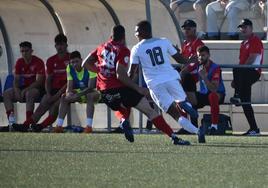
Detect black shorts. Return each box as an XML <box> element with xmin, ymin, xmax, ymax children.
<box><xmin>195</xmin><ymin>92</ymin><xmax>225</xmax><ymax>109</ymax></box>
<box><xmin>100</xmin><ymin>87</ymin><xmax>143</xmax><ymax>111</ymax></box>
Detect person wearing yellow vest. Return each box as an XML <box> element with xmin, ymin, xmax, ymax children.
<box><xmin>54</xmin><ymin>51</ymin><xmax>99</xmax><ymax>133</ymax></box>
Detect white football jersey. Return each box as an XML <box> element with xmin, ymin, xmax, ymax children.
<box><xmin>130</xmin><ymin>38</ymin><xmax>180</xmax><ymax>89</ymax></box>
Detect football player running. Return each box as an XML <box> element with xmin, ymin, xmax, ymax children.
<box><xmin>128</xmin><ymin>20</ymin><xmax>205</xmax><ymax>143</ymax></box>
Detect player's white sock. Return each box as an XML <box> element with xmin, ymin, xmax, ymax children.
<box><xmin>178</xmin><ymin>116</ymin><xmax>198</xmax><ymax>134</ymax></box>
<box><xmin>86</xmin><ymin>118</ymin><xmax>93</xmax><ymax>127</ymax></box>
<box><xmin>119</xmin><ymin>118</ymin><xmax>126</xmax><ymax>129</ymax></box>
<box><xmin>211</xmin><ymin>124</ymin><xmax>218</xmax><ymax>130</ymax></box>
<box><xmin>56</xmin><ymin>118</ymin><xmax>64</xmax><ymax>127</ymax></box>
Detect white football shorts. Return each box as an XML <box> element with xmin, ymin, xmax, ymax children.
<box><xmin>149</xmin><ymin>79</ymin><xmax>186</xmax><ymax>112</ymax></box>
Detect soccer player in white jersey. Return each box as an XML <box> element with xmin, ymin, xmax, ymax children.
<box><xmin>128</xmin><ymin>20</ymin><xmax>205</xmax><ymax>143</ymax></box>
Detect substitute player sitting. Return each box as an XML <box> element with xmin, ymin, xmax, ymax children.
<box><xmin>24</xmin><ymin>34</ymin><xmax>69</xmax><ymax>132</ymax></box>
<box><xmin>54</xmin><ymin>51</ymin><xmax>99</xmax><ymax>133</ymax></box>
<box><xmin>129</xmin><ymin>20</ymin><xmax>205</xmax><ymax>143</ymax></box>
<box><xmin>181</xmin><ymin>45</ymin><xmax>225</xmax><ymax>134</ymax></box>
<box><xmin>3</xmin><ymin>41</ymin><xmax>45</xmax><ymax>131</ymax></box>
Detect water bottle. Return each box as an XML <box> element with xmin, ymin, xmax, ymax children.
<box><xmin>8</xmin><ymin>112</ymin><xmax>15</xmax><ymax>132</ymax></box>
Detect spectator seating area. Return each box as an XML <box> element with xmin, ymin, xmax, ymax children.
<box><xmin>172</xmin><ymin>0</ymin><xmax>267</xmax><ymax>40</ymax></box>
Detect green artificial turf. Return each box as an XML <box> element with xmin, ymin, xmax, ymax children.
<box><xmin>0</xmin><ymin>133</ymin><xmax>268</xmax><ymax>188</ymax></box>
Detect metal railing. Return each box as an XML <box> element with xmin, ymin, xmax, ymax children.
<box><xmin>131</xmin><ymin>64</ymin><xmax>268</xmax><ymax>133</ymax></box>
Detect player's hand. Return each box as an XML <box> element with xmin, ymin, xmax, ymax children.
<box><xmin>65</xmin><ymin>91</ymin><xmax>79</xmax><ymax>102</ymax></box>
<box><xmin>173</xmin><ymin>44</ymin><xmax>181</xmax><ymax>53</ymax></box>
<box><xmin>188</xmin><ymin>55</ymin><xmax>198</xmax><ymax>64</ymax></box>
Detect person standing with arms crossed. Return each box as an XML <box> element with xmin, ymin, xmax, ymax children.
<box><xmin>230</xmin><ymin>18</ymin><xmax>263</xmax><ymax>136</ymax></box>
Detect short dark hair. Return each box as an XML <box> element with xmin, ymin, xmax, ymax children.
<box><xmin>54</xmin><ymin>33</ymin><xmax>67</xmax><ymax>44</ymax></box>
<box><xmin>112</xmin><ymin>25</ymin><xmax>125</xmax><ymax>41</ymax></box>
<box><xmin>70</xmin><ymin>51</ymin><xmax>81</xmax><ymax>59</ymax></box>
<box><xmin>19</xmin><ymin>41</ymin><xmax>32</xmax><ymax>49</ymax></box>
<box><xmin>197</xmin><ymin>45</ymin><xmax>210</xmax><ymax>54</ymax></box>
<box><xmin>136</xmin><ymin>20</ymin><xmax>152</xmax><ymax>35</ymax></box>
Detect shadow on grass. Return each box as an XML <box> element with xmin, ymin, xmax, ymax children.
<box><xmin>198</xmin><ymin>143</ymin><xmax>268</xmax><ymax>149</ymax></box>
<box><xmin>1</xmin><ymin>142</ymin><xmax>268</xmax><ymax>155</ymax></box>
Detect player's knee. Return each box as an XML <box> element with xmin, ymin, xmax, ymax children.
<box><xmin>25</xmin><ymin>89</ymin><xmax>38</xmax><ymax>99</ymax></box>
<box><xmin>143</xmin><ymin>103</ymin><xmax>158</xmax><ymax>119</ymax></box>
<box><xmin>146</xmin><ymin>109</ymin><xmax>158</xmax><ymax>120</ymax></box>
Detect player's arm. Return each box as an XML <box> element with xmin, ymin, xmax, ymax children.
<box><xmin>13</xmin><ymin>74</ymin><xmax>22</xmax><ymax>99</ymax></box>
<box><xmin>88</xmin><ymin>74</ymin><xmax>97</xmax><ymax>90</ymax></box>
<box><xmin>128</xmin><ymin>63</ymin><xmax>139</xmax><ymax>80</ymax></box>
<box><xmin>25</xmin><ymin>74</ymin><xmax>45</xmax><ymax>91</ymax></box>
<box><xmin>117</xmin><ymin>63</ymin><xmax>139</xmax><ymax>91</ymax></box>
<box><xmin>244</xmin><ymin>40</ymin><xmax>263</xmax><ymax>65</ymax></box>
<box><xmin>180</xmin><ymin>64</ymin><xmax>191</xmax><ymax>77</ymax></box>
<box><xmin>116</xmin><ymin>63</ymin><xmax>148</xmax><ymax>96</ymax></box>
<box><xmin>199</xmin><ymin>67</ymin><xmax>220</xmax><ymax>92</ymax></box>
<box><xmin>13</xmin><ymin>62</ymin><xmax>22</xmax><ymax>99</ymax></box>
<box><xmin>76</xmin><ymin>74</ymin><xmax>97</xmax><ymax>98</ymax></box>
<box><xmin>13</xmin><ymin>74</ymin><xmax>21</xmax><ymax>90</ymax></box>
<box><xmin>66</xmin><ymin>79</ymin><xmax>74</xmax><ymax>94</ymax></box>
<box><xmin>202</xmin><ymin>78</ymin><xmax>219</xmax><ymax>92</ymax></box>
<box><xmin>26</xmin><ymin>60</ymin><xmax>46</xmax><ymax>91</ymax></box>
<box><xmin>169</xmin><ymin>42</ymin><xmax>187</xmax><ymax>64</ymax></box>
<box><xmin>45</xmin><ymin>74</ymin><xmax>53</xmax><ymax>95</ymax></box>
<box><xmin>82</xmin><ymin>52</ymin><xmax>98</xmax><ymax>73</ymax></box>
<box><xmin>172</xmin><ymin>52</ymin><xmax>188</xmax><ymax>65</ymax></box>
<box><xmin>57</xmin><ymin>84</ymin><xmax>67</xmax><ymax>95</ymax></box>
<box><xmin>244</xmin><ymin>53</ymin><xmax>261</xmax><ymax>65</ymax></box>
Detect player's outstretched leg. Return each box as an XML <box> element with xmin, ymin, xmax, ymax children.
<box><xmin>135</xmin><ymin>97</ymin><xmax>190</xmax><ymax>145</ymax></box>
<box><xmin>168</xmin><ymin>102</ymin><xmax>206</xmax><ymax>143</ymax></box>
<box><xmin>178</xmin><ymin>116</ymin><xmax>205</xmax><ymax>143</ymax></box>
<box><xmin>178</xmin><ymin>101</ymin><xmax>198</xmax><ymax>119</ymax></box>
